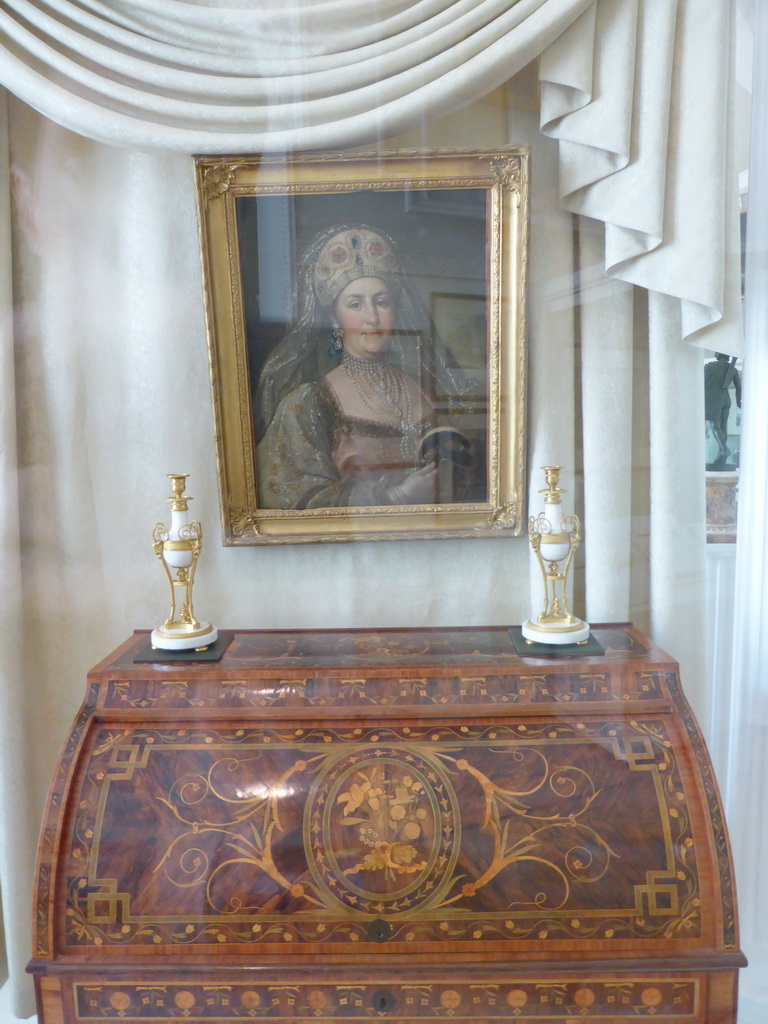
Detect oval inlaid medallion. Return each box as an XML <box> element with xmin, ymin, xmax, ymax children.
<box><xmin>305</xmin><ymin>746</ymin><xmax>460</xmax><ymax>914</ymax></box>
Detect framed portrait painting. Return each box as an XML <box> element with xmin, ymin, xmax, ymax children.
<box><xmin>195</xmin><ymin>147</ymin><xmax>528</xmax><ymax>545</ymax></box>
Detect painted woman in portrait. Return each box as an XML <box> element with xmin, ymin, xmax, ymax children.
<box><xmin>255</xmin><ymin>224</ymin><xmax>479</xmax><ymax>510</ymax></box>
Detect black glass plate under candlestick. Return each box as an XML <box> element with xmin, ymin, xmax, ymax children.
<box><xmin>133</xmin><ymin>630</ymin><xmax>234</xmax><ymax>663</ymax></box>
<box><xmin>508</xmin><ymin>627</ymin><xmax>605</xmax><ymax>657</ymax></box>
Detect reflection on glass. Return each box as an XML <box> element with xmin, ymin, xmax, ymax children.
<box><xmin>704</xmin><ymin>353</ymin><xmax>742</xmax><ymax>471</ymax></box>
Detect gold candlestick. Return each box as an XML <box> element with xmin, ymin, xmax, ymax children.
<box><xmin>151</xmin><ymin>474</ymin><xmax>217</xmax><ymax>650</ymax></box>
<box><xmin>522</xmin><ymin>466</ymin><xmax>589</xmax><ymax>645</ymax></box>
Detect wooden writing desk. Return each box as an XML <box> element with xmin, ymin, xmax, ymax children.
<box><xmin>29</xmin><ymin>625</ymin><xmax>744</xmax><ymax>1023</ymax></box>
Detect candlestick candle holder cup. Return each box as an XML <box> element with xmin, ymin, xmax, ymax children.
<box><xmin>151</xmin><ymin>474</ymin><xmax>218</xmax><ymax>651</ymax></box>
<box><xmin>522</xmin><ymin>466</ymin><xmax>589</xmax><ymax>645</ymax></box>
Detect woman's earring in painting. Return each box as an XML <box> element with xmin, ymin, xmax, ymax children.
<box><xmin>328</xmin><ymin>319</ymin><xmax>344</xmax><ymax>356</ymax></box>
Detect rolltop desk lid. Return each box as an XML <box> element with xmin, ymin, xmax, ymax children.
<box><xmin>29</xmin><ymin>624</ymin><xmax>744</xmax><ymax>1024</ymax></box>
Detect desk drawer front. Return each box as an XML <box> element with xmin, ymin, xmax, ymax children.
<box><xmin>67</xmin><ymin>976</ymin><xmax>703</xmax><ymax>1022</ymax></box>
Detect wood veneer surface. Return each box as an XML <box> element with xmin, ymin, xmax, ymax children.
<box><xmin>29</xmin><ymin>625</ymin><xmax>744</xmax><ymax>1024</ymax></box>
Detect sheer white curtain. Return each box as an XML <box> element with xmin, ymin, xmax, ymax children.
<box><xmin>0</xmin><ymin>88</ymin><xmax>30</xmax><ymax>1018</ymax></box>
<box><xmin>725</xmin><ymin>3</ymin><xmax>768</xmax><ymax>1020</ymax></box>
<box><xmin>0</xmin><ymin>0</ymin><xmax>743</xmax><ymax>1017</ymax></box>
<box><xmin>546</xmin><ymin>0</ymin><xmax>740</xmax><ymax>714</ymax></box>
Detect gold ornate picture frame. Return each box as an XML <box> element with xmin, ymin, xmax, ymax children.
<box><xmin>195</xmin><ymin>147</ymin><xmax>528</xmax><ymax>545</ymax></box>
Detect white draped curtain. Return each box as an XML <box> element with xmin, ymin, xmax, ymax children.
<box><xmin>0</xmin><ymin>0</ymin><xmax>745</xmax><ymax>1018</ymax></box>
<box><xmin>725</xmin><ymin>4</ymin><xmax>768</xmax><ymax>1022</ymax></box>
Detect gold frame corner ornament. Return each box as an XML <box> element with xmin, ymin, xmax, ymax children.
<box><xmin>195</xmin><ymin>146</ymin><xmax>529</xmax><ymax>546</ymax></box>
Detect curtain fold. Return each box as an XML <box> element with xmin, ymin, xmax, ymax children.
<box><xmin>0</xmin><ymin>89</ymin><xmax>35</xmax><ymax>1020</ymax></box>
<box><xmin>0</xmin><ymin>0</ymin><xmax>745</xmax><ymax>1017</ymax></box>
<box><xmin>543</xmin><ymin>0</ymin><xmax>741</xmax><ymax>347</ymax></box>
<box><xmin>0</xmin><ymin>0</ymin><xmax>594</xmax><ymax>150</ymax></box>
<box><xmin>0</xmin><ymin>0</ymin><xmax>738</xmax><ymax>344</ymax></box>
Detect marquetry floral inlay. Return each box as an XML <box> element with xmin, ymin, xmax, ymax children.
<box><xmin>65</xmin><ymin>721</ymin><xmax>700</xmax><ymax>948</ymax></box>
<box><xmin>337</xmin><ymin>765</ymin><xmax>429</xmax><ymax>878</ymax></box>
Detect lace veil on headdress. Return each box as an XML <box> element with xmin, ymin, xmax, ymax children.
<box><xmin>255</xmin><ymin>223</ymin><xmax>473</xmax><ymax>442</ymax></box>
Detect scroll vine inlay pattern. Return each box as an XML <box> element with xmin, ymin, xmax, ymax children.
<box><xmin>65</xmin><ymin>719</ymin><xmax>700</xmax><ymax>949</ymax></box>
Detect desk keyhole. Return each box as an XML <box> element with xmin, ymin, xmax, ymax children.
<box><xmin>367</xmin><ymin>918</ymin><xmax>392</xmax><ymax>943</ymax></box>
<box><xmin>371</xmin><ymin>990</ymin><xmax>394</xmax><ymax>1013</ymax></box>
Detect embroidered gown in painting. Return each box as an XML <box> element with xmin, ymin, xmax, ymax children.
<box><xmin>256</xmin><ymin>378</ymin><xmax>433</xmax><ymax>509</ymax></box>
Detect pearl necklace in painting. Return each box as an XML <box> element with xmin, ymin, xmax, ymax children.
<box><xmin>341</xmin><ymin>350</ymin><xmax>421</xmax><ymax>455</ymax></box>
